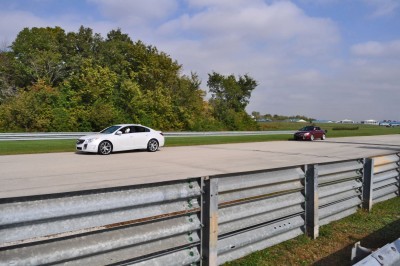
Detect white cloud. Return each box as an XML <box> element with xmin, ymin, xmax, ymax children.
<box><xmin>149</xmin><ymin>1</ymin><xmax>342</xmax><ymax>119</ymax></box>
<box><xmin>0</xmin><ymin>9</ymin><xmax>116</xmax><ymax>45</ymax></box>
<box><xmin>298</xmin><ymin>0</ymin><xmax>337</xmax><ymax>3</ymax></box>
<box><xmin>154</xmin><ymin>0</ymin><xmax>340</xmax><ymax>82</ymax></box>
<box><xmin>88</xmin><ymin>0</ymin><xmax>178</xmax><ymax>25</ymax></box>
<box><xmin>160</xmin><ymin>1</ymin><xmax>338</xmax><ymax>46</ymax></box>
<box><xmin>0</xmin><ymin>10</ymin><xmax>46</xmax><ymax>45</ymax></box>
<box><xmin>362</xmin><ymin>0</ymin><xmax>400</xmax><ymax>17</ymax></box>
<box><xmin>351</xmin><ymin>40</ymin><xmax>400</xmax><ymax>58</ymax></box>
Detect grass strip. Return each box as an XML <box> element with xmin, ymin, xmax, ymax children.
<box><xmin>166</xmin><ymin>134</ymin><xmax>290</xmax><ymax>146</ymax></box>
<box><xmin>0</xmin><ymin>135</ymin><xmax>291</xmax><ymax>155</ymax></box>
<box><xmin>0</xmin><ymin>139</ymin><xmax>76</xmax><ymax>155</ymax></box>
<box><xmin>224</xmin><ymin>197</ymin><xmax>400</xmax><ymax>266</ymax></box>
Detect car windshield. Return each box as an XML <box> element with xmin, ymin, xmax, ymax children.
<box><xmin>299</xmin><ymin>126</ymin><xmax>314</xmax><ymax>131</ymax></box>
<box><xmin>100</xmin><ymin>125</ymin><xmax>121</xmax><ymax>134</ymax></box>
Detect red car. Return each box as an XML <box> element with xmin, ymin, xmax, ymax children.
<box><xmin>293</xmin><ymin>126</ymin><xmax>326</xmax><ymax>141</ymax></box>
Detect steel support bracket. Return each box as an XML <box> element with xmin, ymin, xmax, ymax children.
<box><xmin>200</xmin><ymin>176</ymin><xmax>219</xmax><ymax>266</ymax></box>
<box><xmin>362</xmin><ymin>158</ymin><xmax>374</xmax><ymax>211</ymax></box>
<box><xmin>305</xmin><ymin>164</ymin><xmax>319</xmax><ymax>239</ymax></box>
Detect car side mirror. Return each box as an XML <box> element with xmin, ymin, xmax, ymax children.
<box><xmin>116</xmin><ymin>131</ymin><xmax>122</xmax><ymax>136</ymax></box>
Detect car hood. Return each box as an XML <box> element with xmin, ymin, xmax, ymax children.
<box><xmin>79</xmin><ymin>133</ymin><xmax>107</xmax><ymax>140</ymax></box>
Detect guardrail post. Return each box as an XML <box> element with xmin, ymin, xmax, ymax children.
<box><xmin>305</xmin><ymin>164</ymin><xmax>319</xmax><ymax>239</ymax></box>
<box><xmin>397</xmin><ymin>153</ymin><xmax>400</xmax><ymax>198</ymax></box>
<box><xmin>201</xmin><ymin>176</ymin><xmax>219</xmax><ymax>266</ymax></box>
<box><xmin>362</xmin><ymin>158</ymin><xmax>374</xmax><ymax>211</ymax></box>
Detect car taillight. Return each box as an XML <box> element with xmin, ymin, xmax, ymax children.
<box><xmin>159</xmin><ymin>132</ymin><xmax>164</xmax><ymax>136</ymax></box>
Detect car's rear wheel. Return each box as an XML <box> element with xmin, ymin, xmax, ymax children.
<box><xmin>310</xmin><ymin>135</ymin><xmax>314</xmax><ymax>141</ymax></box>
<box><xmin>98</xmin><ymin>141</ymin><xmax>112</xmax><ymax>155</ymax></box>
<box><xmin>321</xmin><ymin>134</ymin><xmax>326</xmax><ymax>140</ymax></box>
<box><xmin>147</xmin><ymin>139</ymin><xmax>159</xmax><ymax>152</ymax></box>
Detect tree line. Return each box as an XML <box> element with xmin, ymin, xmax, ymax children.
<box><xmin>0</xmin><ymin>26</ymin><xmax>258</xmax><ymax>132</ymax></box>
<box><xmin>251</xmin><ymin>112</ymin><xmax>314</xmax><ymax>122</ymax></box>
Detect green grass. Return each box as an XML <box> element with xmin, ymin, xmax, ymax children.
<box><xmin>0</xmin><ymin>122</ymin><xmax>399</xmax><ymax>155</ymax></box>
<box><xmin>224</xmin><ymin>197</ymin><xmax>400</xmax><ymax>266</ymax></box>
<box><xmin>166</xmin><ymin>134</ymin><xmax>289</xmax><ymax>146</ymax></box>
<box><xmin>0</xmin><ymin>139</ymin><xmax>77</xmax><ymax>155</ymax></box>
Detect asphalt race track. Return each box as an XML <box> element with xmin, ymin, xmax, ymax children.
<box><xmin>1</xmin><ymin>135</ymin><xmax>399</xmax><ymax>199</ymax></box>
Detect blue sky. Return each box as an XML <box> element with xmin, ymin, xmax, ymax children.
<box><xmin>1</xmin><ymin>0</ymin><xmax>399</xmax><ymax>121</ymax></box>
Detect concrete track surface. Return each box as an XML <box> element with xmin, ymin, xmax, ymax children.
<box><xmin>1</xmin><ymin>135</ymin><xmax>399</xmax><ymax>199</ymax></box>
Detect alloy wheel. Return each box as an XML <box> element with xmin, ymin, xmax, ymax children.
<box><xmin>147</xmin><ymin>139</ymin><xmax>159</xmax><ymax>152</ymax></box>
<box><xmin>99</xmin><ymin>141</ymin><xmax>112</xmax><ymax>155</ymax></box>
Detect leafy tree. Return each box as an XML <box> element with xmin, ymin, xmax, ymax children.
<box><xmin>170</xmin><ymin>73</ymin><xmax>210</xmax><ymax>130</ymax></box>
<box><xmin>0</xmin><ymin>51</ymin><xmax>17</xmax><ymax>103</ymax></box>
<box><xmin>260</xmin><ymin>113</ymin><xmax>314</xmax><ymax>122</ymax></box>
<box><xmin>0</xmin><ymin>26</ymin><xmax>260</xmax><ymax>132</ymax></box>
<box><xmin>207</xmin><ymin>72</ymin><xmax>258</xmax><ymax>130</ymax></box>
<box><xmin>251</xmin><ymin>111</ymin><xmax>261</xmax><ymax>120</ymax></box>
<box><xmin>0</xmin><ymin>80</ymin><xmax>66</xmax><ymax>131</ymax></box>
<box><xmin>61</xmin><ymin>59</ymin><xmax>120</xmax><ymax>131</ymax></box>
<box><xmin>66</xmin><ymin>26</ymin><xmax>102</xmax><ymax>58</ymax></box>
<box><xmin>64</xmin><ymin>26</ymin><xmax>103</xmax><ymax>76</ymax></box>
<box><xmin>208</xmin><ymin>72</ymin><xmax>257</xmax><ymax>111</ymax></box>
<box><xmin>11</xmin><ymin>27</ymin><xmax>68</xmax><ymax>87</ymax></box>
<box><xmin>98</xmin><ymin>28</ymin><xmax>135</xmax><ymax>76</ymax></box>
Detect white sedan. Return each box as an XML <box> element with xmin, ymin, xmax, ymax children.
<box><xmin>76</xmin><ymin>124</ymin><xmax>165</xmax><ymax>155</ymax></box>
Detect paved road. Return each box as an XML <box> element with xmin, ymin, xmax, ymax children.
<box><xmin>1</xmin><ymin>135</ymin><xmax>399</xmax><ymax>199</ymax></box>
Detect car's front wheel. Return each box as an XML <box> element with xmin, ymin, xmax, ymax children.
<box><xmin>98</xmin><ymin>141</ymin><xmax>113</xmax><ymax>155</ymax></box>
<box><xmin>310</xmin><ymin>135</ymin><xmax>314</xmax><ymax>141</ymax></box>
<box><xmin>321</xmin><ymin>134</ymin><xmax>326</xmax><ymax>140</ymax></box>
<box><xmin>147</xmin><ymin>139</ymin><xmax>159</xmax><ymax>152</ymax></box>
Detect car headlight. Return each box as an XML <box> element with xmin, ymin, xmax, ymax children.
<box><xmin>304</xmin><ymin>133</ymin><xmax>310</xmax><ymax>136</ymax></box>
<box><xmin>87</xmin><ymin>138</ymin><xmax>99</xmax><ymax>143</ymax></box>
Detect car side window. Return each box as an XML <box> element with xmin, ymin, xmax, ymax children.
<box><xmin>133</xmin><ymin>126</ymin><xmax>149</xmax><ymax>133</ymax></box>
<box><xmin>121</xmin><ymin>127</ymin><xmax>131</xmax><ymax>134</ymax></box>
<box><xmin>121</xmin><ymin>126</ymin><xmax>137</xmax><ymax>134</ymax></box>
<box><xmin>316</xmin><ymin>127</ymin><xmax>321</xmax><ymax>130</ymax></box>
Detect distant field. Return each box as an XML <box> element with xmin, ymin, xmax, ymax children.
<box><xmin>0</xmin><ymin>122</ymin><xmax>399</xmax><ymax>155</ymax></box>
<box><xmin>261</xmin><ymin>122</ymin><xmax>400</xmax><ymax>137</ymax></box>
<box><xmin>259</xmin><ymin>121</ymin><xmax>400</xmax><ymax>136</ymax></box>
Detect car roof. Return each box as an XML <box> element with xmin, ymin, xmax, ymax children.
<box><xmin>114</xmin><ymin>124</ymin><xmax>144</xmax><ymax>127</ymax></box>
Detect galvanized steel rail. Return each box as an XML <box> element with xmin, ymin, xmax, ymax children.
<box><xmin>0</xmin><ymin>153</ymin><xmax>399</xmax><ymax>265</ymax></box>
<box><xmin>0</xmin><ymin>131</ymin><xmax>294</xmax><ymax>141</ymax></box>
<box><xmin>352</xmin><ymin>238</ymin><xmax>400</xmax><ymax>265</ymax></box>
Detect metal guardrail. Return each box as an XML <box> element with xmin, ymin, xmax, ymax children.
<box><xmin>0</xmin><ymin>131</ymin><xmax>295</xmax><ymax>141</ymax></box>
<box><xmin>0</xmin><ymin>180</ymin><xmax>202</xmax><ymax>265</ymax></box>
<box><xmin>352</xmin><ymin>238</ymin><xmax>400</xmax><ymax>265</ymax></box>
<box><xmin>372</xmin><ymin>154</ymin><xmax>400</xmax><ymax>204</ymax></box>
<box><xmin>318</xmin><ymin>160</ymin><xmax>363</xmax><ymax>226</ymax></box>
<box><xmin>0</xmin><ymin>153</ymin><xmax>399</xmax><ymax>265</ymax></box>
<box><xmin>216</xmin><ymin>167</ymin><xmax>305</xmax><ymax>264</ymax></box>
<box><xmin>0</xmin><ymin>132</ymin><xmax>91</xmax><ymax>141</ymax></box>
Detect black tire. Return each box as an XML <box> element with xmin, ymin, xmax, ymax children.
<box><xmin>98</xmin><ymin>141</ymin><xmax>113</xmax><ymax>155</ymax></box>
<box><xmin>147</xmin><ymin>139</ymin><xmax>159</xmax><ymax>152</ymax></box>
<box><xmin>321</xmin><ymin>134</ymin><xmax>326</xmax><ymax>140</ymax></box>
<box><xmin>310</xmin><ymin>135</ymin><xmax>314</xmax><ymax>141</ymax></box>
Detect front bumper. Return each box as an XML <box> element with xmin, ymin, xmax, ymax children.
<box><xmin>294</xmin><ymin>134</ymin><xmax>310</xmax><ymax>140</ymax></box>
<box><xmin>76</xmin><ymin>140</ymin><xmax>98</xmax><ymax>153</ymax></box>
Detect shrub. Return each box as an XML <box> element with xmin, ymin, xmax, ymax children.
<box><xmin>332</xmin><ymin>126</ymin><xmax>359</xmax><ymax>131</ymax></box>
